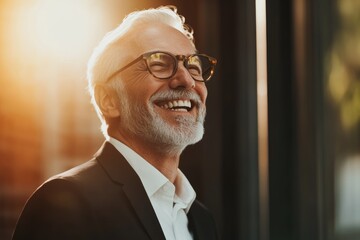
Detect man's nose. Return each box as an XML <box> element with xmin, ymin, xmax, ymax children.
<box><xmin>168</xmin><ymin>63</ymin><xmax>195</xmax><ymax>89</ymax></box>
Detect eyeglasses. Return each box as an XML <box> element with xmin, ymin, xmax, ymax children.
<box><xmin>106</xmin><ymin>51</ymin><xmax>217</xmax><ymax>82</ymax></box>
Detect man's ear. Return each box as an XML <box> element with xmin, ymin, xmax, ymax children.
<box><xmin>94</xmin><ymin>85</ymin><xmax>121</xmax><ymax>118</ymax></box>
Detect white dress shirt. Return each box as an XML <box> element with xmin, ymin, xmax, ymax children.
<box><xmin>109</xmin><ymin>138</ymin><xmax>196</xmax><ymax>240</ymax></box>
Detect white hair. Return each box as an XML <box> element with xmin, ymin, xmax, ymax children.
<box><xmin>86</xmin><ymin>6</ymin><xmax>195</xmax><ymax>136</ymax></box>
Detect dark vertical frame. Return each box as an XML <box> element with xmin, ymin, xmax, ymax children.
<box><xmin>266</xmin><ymin>0</ymin><xmax>326</xmax><ymax>238</ymax></box>
<box><xmin>311</xmin><ymin>0</ymin><xmax>336</xmax><ymax>239</ymax></box>
<box><xmin>266</xmin><ymin>0</ymin><xmax>295</xmax><ymax>239</ymax></box>
<box><xmin>292</xmin><ymin>0</ymin><xmax>323</xmax><ymax>238</ymax></box>
<box><xmin>292</xmin><ymin>0</ymin><xmax>334</xmax><ymax>239</ymax></box>
<box><xmin>195</xmin><ymin>0</ymin><xmax>344</xmax><ymax>238</ymax></box>
<box><xmin>181</xmin><ymin>0</ymin><xmax>338</xmax><ymax>239</ymax></box>
<box><xmin>219</xmin><ymin>0</ymin><xmax>259</xmax><ymax>239</ymax></box>
<box><xmin>266</xmin><ymin>0</ymin><xmax>337</xmax><ymax>239</ymax></box>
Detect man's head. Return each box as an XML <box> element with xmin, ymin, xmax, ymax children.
<box><xmin>87</xmin><ymin>6</ymin><xmax>216</xmax><ymax>154</ymax></box>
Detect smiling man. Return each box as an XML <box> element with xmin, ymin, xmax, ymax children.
<box><xmin>13</xmin><ymin>6</ymin><xmax>217</xmax><ymax>240</ymax></box>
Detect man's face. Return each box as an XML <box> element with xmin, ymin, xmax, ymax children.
<box><xmin>114</xmin><ymin>23</ymin><xmax>208</xmax><ymax>152</ymax></box>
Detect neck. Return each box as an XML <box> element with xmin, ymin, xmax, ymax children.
<box><xmin>110</xmin><ymin>131</ymin><xmax>184</xmax><ymax>183</ymax></box>
<box><xmin>140</xmin><ymin>146</ymin><xmax>181</xmax><ymax>183</ymax></box>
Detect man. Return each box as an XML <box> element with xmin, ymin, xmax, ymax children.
<box><xmin>13</xmin><ymin>6</ymin><xmax>217</xmax><ymax>240</ymax></box>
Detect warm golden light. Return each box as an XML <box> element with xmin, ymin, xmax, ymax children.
<box><xmin>0</xmin><ymin>0</ymin><xmax>114</xmax><ymax>176</ymax></box>
<box><xmin>6</xmin><ymin>0</ymin><xmax>109</xmax><ymax>62</ymax></box>
<box><xmin>0</xmin><ymin>2</ymin><xmax>112</xmax><ymax>238</ymax></box>
<box><xmin>256</xmin><ymin>0</ymin><xmax>268</xmax><ymax>239</ymax></box>
<box><xmin>0</xmin><ymin>2</ymin><xmax>169</xmax><ymax>239</ymax></box>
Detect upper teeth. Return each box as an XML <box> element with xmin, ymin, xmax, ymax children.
<box><xmin>161</xmin><ymin>100</ymin><xmax>192</xmax><ymax>111</ymax></box>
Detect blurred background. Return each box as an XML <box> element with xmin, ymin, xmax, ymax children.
<box><xmin>0</xmin><ymin>0</ymin><xmax>359</xmax><ymax>239</ymax></box>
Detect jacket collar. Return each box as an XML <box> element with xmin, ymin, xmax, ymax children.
<box><xmin>94</xmin><ymin>141</ymin><xmax>212</xmax><ymax>240</ymax></box>
<box><xmin>188</xmin><ymin>200</ymin><xmax>218</xmax><ymax>240</ymax></box>
<box><xmin>95</xmin><ymin>141</ymin><xmax>166</xmax><ymax>240</ymax></box>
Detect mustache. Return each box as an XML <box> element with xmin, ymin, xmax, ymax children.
<box><xmin>150</xmin><ymin>89</ymin><xmax>202</xmax><ymax>106</ymax></box>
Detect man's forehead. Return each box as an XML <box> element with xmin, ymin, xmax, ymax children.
<box><xmin>126</xmin><ymin>22</ymin><xmax>196</xmax><ymax>55</ymax></box>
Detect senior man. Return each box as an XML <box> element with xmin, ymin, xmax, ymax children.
<box><xmin>13</xmin><ymin>6</ymin><xmax>217</xmax><ymax>240</ymax></box>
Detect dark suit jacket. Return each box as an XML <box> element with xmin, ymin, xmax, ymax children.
<box><xmin>13</xmin><ymin>142</ymin><xmax>218</xmax><ymax>240</ymax></box>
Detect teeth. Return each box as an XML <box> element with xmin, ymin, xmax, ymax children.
<box><xmin>160</xmin><ymin>100</ymin><xmax>192</xmax><ymax>111</ymax></box>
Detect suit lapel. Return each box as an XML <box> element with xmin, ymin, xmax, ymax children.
<box><xmin>95</xmin><ymin>142</ymin><xmax>166</xmax><ymax>240</ymax></box>
<box><xmin>188</xmin><ymin>201</ymin><xmax>218</xmax><ymax>240</ymax></box>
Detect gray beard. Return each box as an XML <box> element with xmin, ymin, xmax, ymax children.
<box><xmin>119</xmin><ymin>89</ymin><xmax>205</xmax><ymax>154</ymax></box>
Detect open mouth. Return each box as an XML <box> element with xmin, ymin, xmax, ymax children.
<box><xmin>157</xmin><ymin>99</ymin><xmax>193</xmax><ymax>112</ymax></box>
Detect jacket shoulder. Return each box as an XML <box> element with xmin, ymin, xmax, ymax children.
<box><xmin>13</xmin><ymin>176</ymin><xmax>97</xmax><ymax>240</ymax></box>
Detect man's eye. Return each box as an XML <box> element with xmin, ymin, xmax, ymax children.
<box><xmin>149</xmin><ymin>62</ymin><xmax>168</xmax><ymax>70</ymax></box>
<box><xmin>149</xmin><ymin>61</ymin><xmax>170</xmax><ymax>71</ymax></box>
<box><xmin>188</xmin><ymin>65</ymin><xmax>202</xmax><ymax>76</ymax></box>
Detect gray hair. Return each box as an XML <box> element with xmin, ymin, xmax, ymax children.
<box><xmin>86</xmin><ymin>6</ymin><xmax>194</xmax><ymax>137</ymax></box>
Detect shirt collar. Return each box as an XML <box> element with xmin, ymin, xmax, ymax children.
<box><xmin>174</xmin><ymin>169</ymin><xmax>196</xmax><ymax>213</ymax></box>
<box><xmin>109</xmin><ymin>137</ymin><xmax>167</xmax><ymax>197</ymax></box>
<box><xmin>108</xmin><ymin>137</ymin><xmax>196</xmax><ymax>212</ymax></box>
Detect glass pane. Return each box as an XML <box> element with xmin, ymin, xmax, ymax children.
<box><xmin>325</xmin><ymin>1</ymin><xmax>360</xmax><ymax>239</ymax></box>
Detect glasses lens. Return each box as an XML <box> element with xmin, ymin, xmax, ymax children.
<box><xmin>145</xmin><ymin>52</ymin><xmax>216</xmax><ymax>81</ymax></box>
<box><xmin>146</xmin><ymin>52</ymin><xmax>175</xmax><ymax>79</ymax></box>
<box><xmin>187</xmin><ymin>55</ymin><xmax>215</xmax><ymax>81</ymax></box>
